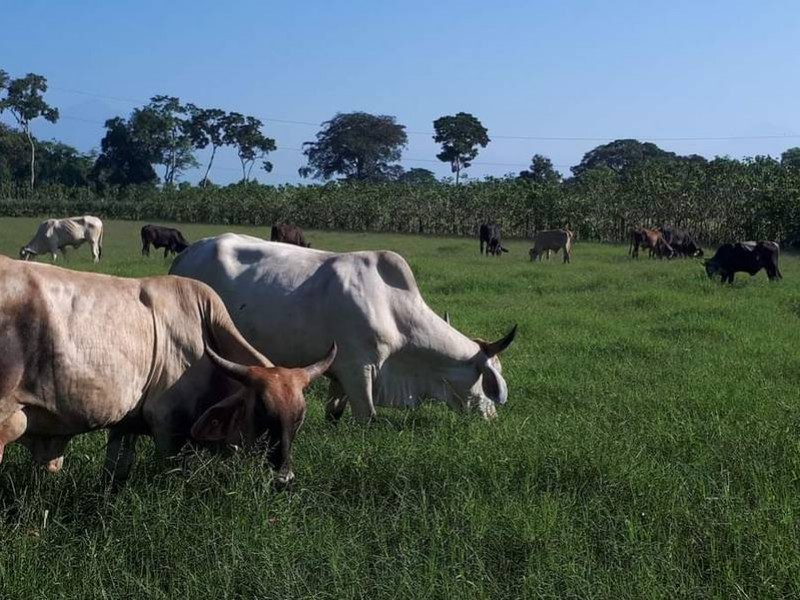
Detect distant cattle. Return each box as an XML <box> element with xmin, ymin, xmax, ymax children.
<box><xmin>629</xmin><ymin>228</ymin><xmax>674</xmax><ymax>259</ymax></box>
<box><xmin>271</xmin><ymin>223</ymin><xmax>310</xmax><ymax>247</ymax></box>
<box><xmin>705</xmin><ymin>241</ymin><xmax>782</xmax><ymax>283</ymax></box>
<box><xmin>19</xmin><ymin>215</ymin><xmax>103</xmax><ymax>263</ymax></box>
<box><xmin>659</xmin><ymin>225</ymin><xmax>703</xmax><ymax>258</ymax></box>
<box><xmin>529</xmin><ymin>229</ymin><xmax>574</xmax><ymax>263</ymax></box>
<box><xmin>141</xmin><ymin>224</ymin><xmax>189</xmax><ymax>258</ymax></box>
<box><xmin>479</xmin><ymin>223</ymin><xmax>507</xmax><ymax>256</ymax></box>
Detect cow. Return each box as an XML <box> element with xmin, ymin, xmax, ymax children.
<box><xmin>704</xmin><ymin>241</ymin><xmax>782</xmax><ymax>283</ymax></box>
<box><xmin>270</xmin><ymin>223</ymin><xmax>310</xmax><ymax>248</ymax></box>
<box><xmin>529</xmin><ymin>229</ymin><xmax>574</xmax><ymax>263</ymax></box>
<box><xmin>658</xmin><ymin>225</ymin><xmax>703</xmax><ymax>258</ymax></box>
<box><xmin>141</xmin><ymin>224</ymin><xmax>190</xmax><ymax>258</ymax></box>
<box><xmin>170</xmin><ymin>234</ymin><xmax>517</xmax><ymax>424</ymax></box>
<box><xmin>0</xmin><ymin>256</ymin><xmax>335</xmax><ymax>487</ymax></box>
<box><xmin>628</xmin><ymin>227</ymin><xmax>675</xmax><ymax>259</ymax></box>
<box><xmin>19</xmin><ymin>215</ymin><xmax>104</xmax><ymax>263</ymax></box>
<box><xmin>479</xmin><ymin>223</ymin><xmax>508</xmax><ymax>256</ymax></box>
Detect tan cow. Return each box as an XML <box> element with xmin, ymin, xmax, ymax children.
<box><xmin>629</xmin><ymin>227</ymin><xmax>675</xmax><ymax>259</ymax></box>
<box><xmin>0</xmin><ymin>257</ymin><xmax>335</xmax><ymax>486</ymax></box>
<box><xmin>20</xmin><ymin>215</ymin><xmax>104</xmax><ymax>263</ymax></box>
<box><xmin>529</xmin><ymin>229</ymin><xmax>574</xmax><ymax>263</ymax></box>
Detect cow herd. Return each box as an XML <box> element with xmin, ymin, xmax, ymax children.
<box><xmin>0</xmin><ymin>214</ymin><xmax>788</xmax><ymax>490</ymax></box>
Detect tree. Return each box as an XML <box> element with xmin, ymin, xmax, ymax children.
<box><xmin>300</xmin><ymin>112</ymin><xmax>407</xmax><ymax>181</ymax></box>
<box><xmin>0</xmin><ymin>71</ymin><xmax>59</xmax><ymax>188</ymax></box>
<box><xmin>432</xmin><ymin>112</ymin><xmax>489</xmax><ymax>185</ymax></box>
<box><xmin>91</xmin><ymin>116</ymin><xmax>158</xmax><ymax>189</ymax></box>
<box><xmin>0</xmin><ymin>122</ymin><xmax>29</xmax><ymax>183</ymax></box>
<box><xmin>223</xmin><ymin>113</ymin><xmax>276</xmax><ymax>182</ymax></box>
<box><xmin>570</xmin><ymin>139</ymin><xmax>677</xmax><ymax>178</ymax></box>
<box><xmin>519</xmin><ymin>154</ymin><xmax>562</xmax><ymax>185</ymax></box>
<box><xmin>186</xmin><ymin>105</ymin><xmax>229</xmax><ymax>187</ymax></box>
<box><xmin>36</xmin><ymin>141</ymin><xmax>94</xmax><ymax>187</ymax></box>
<box><xmin>398</xmin><ymin>167</ymin><xmax>438</xmax><ymax>185</ymax></box>
<box><xmin>781</xmin><ymin>147</ymin><xmax>800</xmax><ymax>169</ymax></box>
<box><xmin>130</xmin><ymin>95</ymin><xmax>197</xmax><ymax>185</ymax></box>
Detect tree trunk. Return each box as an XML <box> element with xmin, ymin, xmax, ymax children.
<box><xmin>202</xmin><ymin>145</ymin><xmax>217</xmax><ymax>188</ymax></box>
<box><xmin>246</xmin><ymin>160</ymin><xmax>256</xmax><ymax>182</ymax></box>
<box><xmin>25</xmin><ymin>126</ymin><xmax>35</xmax><ymax>188</ymax></box>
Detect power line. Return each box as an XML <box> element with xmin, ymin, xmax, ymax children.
<box><xmin>50</xmin><ymin>85</ymin><xmax>800</xmax><ymax>143</ymax></box>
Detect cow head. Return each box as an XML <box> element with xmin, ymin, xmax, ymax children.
<box><xmin>704</xmin><ymin>259</ymin><xmax>719</xmax><ymax>279</ymax></box>
<box><xmin>445</xmin><ymin>325</ymin><xmax>517</xmax><ymax>419</ymax></box>
<box><xmin>19</xmin><ymin>247</ymin><xmax>35</xmax><ymax>261</ymax></box>
<box><xmin>191</xmin><ymin>343</ymin><xmax>337</xmax><ymax>485</ymax></box>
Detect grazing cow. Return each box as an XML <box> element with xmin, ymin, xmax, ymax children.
<box><xmin>659</xmin><ymin>225</ymin><xmax>703</xmax><ymax>258</ymax></box>
<box><xmin>19</xmin><ymin>215</ymin><xmax>103</xmax><ymax>263</ymax></box>
<box><xmin>628</xmin><ymin>227</ymin><xmax>675</xmax><ymax>259</ymax></box>
<box><xmin>479</xmin><ymin>223</ymin><xmax>508</xmax><ymax>256</ymax></box>
<box><xmin>270</xmin><ymin>223</ymin><xmax>310</xmax><ymax>248</ymax></box>
<box><xmin>141</xmin><ymin>224</ymin><xmax>190</xmax><ymax>258</ymax></box>
<box><xmin>704</xmin><ymin>241</ymin><xmax>782</xmax><ymax>283</ymax></box>
<box><xmin>170</xmin><ymin>234</ymin><xmax>517</xmax><ymax>423</ymax></box>
<box><xmin>0</xmin><ymin>256</ymin><xmax>335</xmax><ymax>486</ymax></box>
<box><xmin>529</xmin><ymin>229</ymin><xmax>574</xmax><ymax>263</ymax></box>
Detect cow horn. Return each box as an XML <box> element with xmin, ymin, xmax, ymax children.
<box><xmin>444</xmin><ymin>311</ymin><xmax>451</xmax><ymax>325</ymax></box>
<box><xmin>205</xmin><ymin>345</ymin><xmax>252</xmax><ymax>382</ymax></box>
<box><xmin>303</xmin><ymin>342</ymin><xmax>337</xmax><ymax>382</ymax></box>
<box><xmin>482</xmin><ymin>325</ymin><xmax>518</xmax><ymax>357</ymax></box>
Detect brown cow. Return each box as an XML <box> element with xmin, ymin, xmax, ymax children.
<box><xmin>629</xmin><ymin>228</ymin><xmax>675</xmax><ymax>259</ymax></box>
<box><xmin>271</xmin><ymin>223</ymin><xmax>310</xmax><ymax>247</ymax></box>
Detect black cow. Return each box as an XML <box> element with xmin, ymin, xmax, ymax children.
<box><xmin>141</xmin><ymin>224</ymin><xmax>189</xmax><ymax>258</ymax></box>
<box><xmin>479</xmin><ymin>223</ymin><xmax>508</xmax><ymax>256</ymax></box>
<box><xmin>271</xmin><ymin>223</ymin><xmax>310</xmax><ymax>247</ymax></box>
<box><xmin>704</xmin><ymin>241</ymin><xmax>782</xmax><ymax>283</ymax></box>
<box><xmin>659</xmin><ymin>225</ymin><xmax>703</xmax><ymax>258</ymax></box>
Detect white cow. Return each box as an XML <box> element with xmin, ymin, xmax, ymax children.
<box><xmin>20</xmin><ymin>215</ymin><xmax>104</xmax><ymax>263</ymax></box>
<box><xmin>170</xmin><ymin>234</ymin><xmax>517</xmax><ymax>423</ymax></box>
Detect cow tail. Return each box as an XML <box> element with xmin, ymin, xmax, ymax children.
<box><xmin>99</xmin><ymin>226</ymin><xmax>104</xmax><ymax>258</ymax></box>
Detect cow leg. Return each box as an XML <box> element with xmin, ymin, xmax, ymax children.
<box><xmin>142</xmin><ymin>240</ymin><xmax>150</xmax><ymax>256</ymax></box>
<box><xmin>0</xmin><ymin>410</ymin><xmax>27</xmax><ymax>465</ymax></box>
<box><xmin>60</xmin><ymin>246</ymin><xmax>68</xmax><ymax>261</ymax></box>
<box><xmin>340</xmin><ymin>366</ymin><xmax>376</xmax><ymax>424</ymax></box>
<box><xmin>103</xmin><ymin>429</ymin><xmax>139</xmax><ymax>486</ymax></box>
<box><xmin>164</xmin><ymin>246</ymin><xmax>170</xmax><ymax>259</ymax></box>
<box><xmin>325</xmin><ymin>377</ymin><xmax>348</xmax><ymax>423</ymax></box>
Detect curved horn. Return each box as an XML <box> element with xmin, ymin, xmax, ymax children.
<box><xmin>482</xmin><ymin>325</ymin><xmax>518</xmax><ymax>358</ymax></box>
<box><xmin>205</xmin><ymin>345</ymin><xmax>252</xmax><ymax>383</ymax></box>
<box><xmin>303</xmin><ymin>342</ymin><xmax>337</xmax><ymax>382</ymax></box>
<box><xmin>444</xmin><ymin>311</ymin><xmax>451</xmax><ymax>325</ymax></box>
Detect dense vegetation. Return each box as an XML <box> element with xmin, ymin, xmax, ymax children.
<box><xmin>2</xmin><ymin>219</ymin><xmax>800</xmax><ymax>598</ymax></box>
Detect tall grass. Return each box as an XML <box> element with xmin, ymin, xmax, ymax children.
<box><xmin>1</xmin><ymin>219</ymin><xmax>799</xmax><ymax>598</ymax></box>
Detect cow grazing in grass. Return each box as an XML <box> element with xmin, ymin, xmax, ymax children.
<box><xmin>270</xmin><ymin>223</ymin><xmax>310</xmax><ymax>247</ymax></box>
<box><xmin>704</xmin><ymin>241</ymin><xmax>782</xmax><ymax>283</ymax></box>
<box><xmin>529</xmin><ymin>229</ymin><xmax>574</xmax><ymax>263</ymax></box>
<box><xmin>659</xmin><ymin>225</ymin><xmax>703</xmax><ymax>258</ymax></box>
<box><xmin>479</xmin><ymin>223</ymin><xmax>508</xmax><ymax>256</ymax></box>
<box><xmin>171</xmin><ymin>234</ymin><xmax>517</xmax><ymax>423</ymax></box>
<box><xmin>0</xmin><ymin>256</ymin><xmax>335</xmax><ymax>486</ymax></box>
<box><xmin>628</xmin><ymin>227</ymin><xmax>674</xmax><ymax>259</ymax></box>
<box><xmin>19</xmin><ymin>215</ymin><xmax>104</xmax><ymax>263</ymax></box>
<box><xmin>141</xmin><ymin>224</ymin><xmax>190</xmax><ymax>258</ymax></box>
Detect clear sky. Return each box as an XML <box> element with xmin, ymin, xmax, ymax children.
<box><xmin>2</xmin><ymin>0</ymin><xmax>799</xmax><ymax>184</ymax></box>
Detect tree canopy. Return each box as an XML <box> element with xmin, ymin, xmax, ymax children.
<box><xmin>433</xmin><ymin>112</ymin><xmax>489</xmax><ymax>184</ymax></box>
<box><xmin>519</xmin><ymin>154</ymin><xmax>562</xmax><ymax>185</ymax></box>
<box><xmin>300</xmin><ymin>112</ymin><xmax>407</xmax><ymax>181</ymax></box>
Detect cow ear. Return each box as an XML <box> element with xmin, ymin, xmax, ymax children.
<box><xmin>481</xmin><ymin>361</ymin><xmax>508</xmax><ymax>406</ymax></box>
<box><xmin>191</xmin><ymin>394</ymin><xmax>245</xmax><ymax>442</ymax></box>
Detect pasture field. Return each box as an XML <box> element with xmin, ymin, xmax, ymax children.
<box><xmin>2</xmin><ymin>217</ymin><xmax>800</xmax><ymax>599</ymax></box>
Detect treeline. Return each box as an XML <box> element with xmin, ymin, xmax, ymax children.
<box><xmin>2</xmin><ymin>150</ymin><xmax>800</xmax><ymax>244</ymax></box>
<box><xmin>3</xmin><ymin>68</ymin><xmax>800</xmax><ymax>244</ymax></box>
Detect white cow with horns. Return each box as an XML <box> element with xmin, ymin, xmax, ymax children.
<box><xmin>19</xmin><ymin>215</ymin><xmax>104</xmax><ymax>263</ymax></box>
<box><xmin>170</xmin><ymin>234</ymin><xmax>517</xmax><ymax>422</ymax></box>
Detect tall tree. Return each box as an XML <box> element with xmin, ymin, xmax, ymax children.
<box><xmin>91</xmin><ymin>116</ymin><xmax>158</xmax><ymax>188</ymax></box>
<box><xmin>0</xmin><ymin>71</ymin><xmax>59</xmax><ymax>188</ymax></box>
<box><xmin>398</xmin><ymin>167</ymin><xmax>438</xmax><ymax>185</ymax></box>
<box><xmin>570</xmin><ymin>139</ymin><xmax>677</xmax><ymax>178</ymax></box>
<box><xmin>186</xmin><ymin>105</ymin><xmax>229</xmax><ymax>187</ymax></box>
<box><xmin>37</xmin><ymin>141</ymin><xmax>94</xmax><ymax>187</ymax></box>
<box><xmin>300</xmin><ymin>112</ymin><xmax>407</xmax><ymax>181</ymax></box>
<box><xmin>518</xmin><ymin>154</ymin><xmax>562</xmax><ymax>185</ymax></box>
<box><xmin>781</xmin><ymin>147</ymin><xmax>800</xmax><ymax>169</ymax></box>
<box><xmin>223</xmin><ymin>113</ymin><xmax>276</xmax><ymax>182</ymax></box>
<box><xmin>131</xmin><ymin>95</ymin><xmax>197</xmax><ymax>185</ymax></box>
<box><xmin>432</xmin><ymin>112</ymin><xmax>489</xmax><ymax>185</ymax></box>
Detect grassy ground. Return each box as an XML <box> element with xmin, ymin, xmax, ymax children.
<box><xmin>1</xmin><ymin>218</ymin><xmax>800</xmax><ymax>598</ymax></box>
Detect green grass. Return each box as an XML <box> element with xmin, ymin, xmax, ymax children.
<box><xmin>2</xmin><ymin>217</ymin><xmax>800</xmax><ymax>598</ymax></box>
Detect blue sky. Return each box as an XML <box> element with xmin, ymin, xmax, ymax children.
<box><xmin>2</xmin><ymin>0</ymin><xmax>799</xmax><ymax>184</ymax></box>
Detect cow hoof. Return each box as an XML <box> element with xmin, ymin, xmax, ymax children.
<box><xmin>274</xmin><ymin>471</ymin><xmax>295</xmax><ymax>490</ymax></box>
<box><xmin>46</xmin><ymin>456</ymin><xmax>64</xmax><ymax>473</ymax></box>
